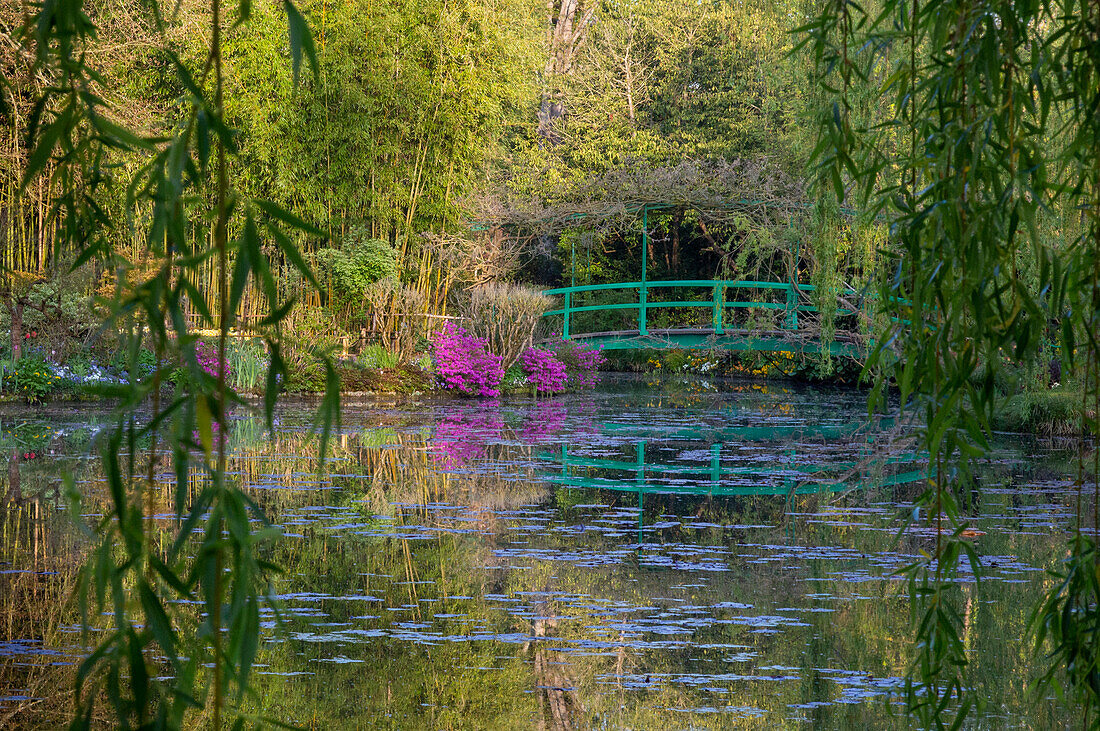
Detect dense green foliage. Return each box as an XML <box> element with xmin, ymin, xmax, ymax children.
<box><xmin>220</xmin><ymin>0</ymin><xmax>542</xmax><ymax>242</ymax></box>
<box><xmin>3</xmin><ymin>0</ymin><xmax>848</xmax><ymax>363</ymax></box>
<box><xmin>802</xmin><ymin>0</ymin><xmax>1100</xmax><ymax>725</ymax></box>
<box><xmin>4</xmin><ymin>0</ymin><xmax>339</xmax><ymax>728</ymax></box>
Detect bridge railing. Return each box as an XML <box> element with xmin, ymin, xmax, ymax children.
<box><xmin>539</xmin><ymin>441</ymin><xmax>925</xmax><ymax>497</ymax></box>
<box><xmin>542</xmin><ymin>279</ymin><xmax>862</xmax><ymax>339</ymax></box>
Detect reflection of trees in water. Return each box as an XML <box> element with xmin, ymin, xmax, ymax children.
<box><xmin>0</xmin><ymin>403</ymin><xmax>1084</xmax><ymax>728</ymax></box>
<box><xmin>532</xmin><ymin>617</ymin><xmax>583</xmax><ymax>730</ymax></box>
<box><xmin>0</xmin><ymin>484</ymin><xmax>88</xmax><ymax>728</ymax></box>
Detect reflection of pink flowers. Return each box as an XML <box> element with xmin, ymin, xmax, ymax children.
<box><xmin>191</xmin><ymin>419</ymin><xmax>228</xmax><ymax>448</ymax></box>
<box><xmin>430</xmin><ymin>400</ymin><xmax>596</xmax><ymax>467</ymax></box>
<box><xmin>521</xmin><ymin>347</ymin><xmax>568</xmax><ymax>393</ymax></box>
<box><xmin>432</xmin><ymin>413</ymin><xmax>504</xmax><ymax>468</ymax></box>
<box><xmin>519</xmin><ymin>400</ymin><xmax>567</xmax><ymax>444</ymax></box>
<box><xmin>431</xmin><ymin>323</ymin><xmax>504</xmax><ymax>397</ymax></box>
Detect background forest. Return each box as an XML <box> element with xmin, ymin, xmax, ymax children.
<box><xmin>2</xmin><ymin>0</ymin><xmax>828</xmax><ymax>393</ymax></box>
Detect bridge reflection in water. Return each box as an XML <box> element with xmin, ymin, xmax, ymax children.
<box><xmin>538</xmin><ymin>421</ymin><xmax>925</xmax><ymax>540</ymax></box>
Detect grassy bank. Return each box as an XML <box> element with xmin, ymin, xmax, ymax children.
<box><xmin>992</xmin><ymin>387</ymin><xmax>1087</xmax><ymax>436</ymax></box>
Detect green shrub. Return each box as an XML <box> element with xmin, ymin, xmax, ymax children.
<box><xmin>1</xmin><ymin>354</ymin><xmax>62</xmax><ymax>400</ymax></box>
<box><xmin>227</xmin><ymin>338</ymin><xmax>268</xmax><ymax>392</ymax></box>
<box><xmin>65</xmin><ymin>352</ymin><xmax>94</xmax><ymax>378</ymax></box>
<box><xmin>315</xmin><ymin>227</ymin><xmax>398</xmax><ymax>317</ymax></box>
<box><xmin>357</xmin><ymin>343</ymin><xmax>400</xmax><ymax>370</ymax></box>
<box><xmin>994</xmin><ymin>388</ymin><xmax>1084</xmax><ymax>435</ymax></box>
<box><xmin>110</xmin><ymin>346</ymin><xmax>157</xmax><ymax>378</ymax></box>
<box><xmin>501</xmin><ymin>362</ymin><xmax>529</xmax><ymax>391</ymax></box>
<box><xmin>279</xmin><ymin>307</ymin><xmax>347</xmax><ymax>393</ymax></box>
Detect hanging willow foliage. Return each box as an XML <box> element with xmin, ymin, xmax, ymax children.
<box><xmin>799</xmin><ymin>0</ymin><xmax>1100</xmax><ymax>727</ymax></box>
<box><xmin>7</xmin><ymin>0</ymin><xmax>337</xmax><ymax>727</ymax></box>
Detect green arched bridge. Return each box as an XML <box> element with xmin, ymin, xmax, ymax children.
<box><xmin>541</xmin><ymin>279</ymin><xmax>869</xmax><ymax>356</ymax></box>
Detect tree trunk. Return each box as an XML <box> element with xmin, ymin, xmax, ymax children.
<box><xmin>6</xmin><ymin>299</ymin><xmax>23</xmax><ymax>361</ymax></box>
<box><xmin>622</xmin><ymin>16</ymin><xmax>636</xmax><ymax>124</ymax></box>
<box><xmin>538</xmin><ymin>0</ymin><xmax>595</xmax><ymax>144</ymax></box>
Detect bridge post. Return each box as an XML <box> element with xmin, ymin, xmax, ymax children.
<box><xmin>785</xmin><ymin>284</ymin><xmax>799</xmax><ymax>330</ymax></box>
<box><xmin>640</xmin><ymin>206</ymin><xmax>648</xmax><ymax>336</ymax></box>
<box><xmin>712</xmin><ymin>284</ymin><xmax>724</xmax><ymax>335</ymax></box>
<box><xmin>710</xmin><ymin>443</ymin><xmax>721</xmax><ymax>493</ymax></box>
<box><xmin>563</xmin><ymin>291</ymin><xmax>571</xmax><ymax>339</ymax></box>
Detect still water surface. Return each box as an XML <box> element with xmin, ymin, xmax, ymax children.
<box><xmin>0</xmin><ymin>375</ymin><xmax>1082</xmax><ymax>728</ymax></box>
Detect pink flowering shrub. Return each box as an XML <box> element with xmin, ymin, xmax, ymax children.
<box><xmin>431</xmin><ymin>322</ymin><xmax>504</xmax><ymax>397</ymax></box>
<box><xmin>195</xmin><ymin>342</ymin><xmax>231</xmax><ymax>382</ymax></box>
<box><xmin>568</xmin><ymin>342</ymin><xmax>607</xmax><ymax>388</ymax></box>
<box><xmin>550</xmin><ymin>340</ymin><xmax>607</xmax><ymax>389</ymax></box>
<box><xmin>518</xmin><ymin>340</ymin><xmax>606</xmax><ymax>393</ymax></box>
<box><xmin>521</xmin><ymin>347</ymin><xmax>568</xmax><ymax>393</ymax></box>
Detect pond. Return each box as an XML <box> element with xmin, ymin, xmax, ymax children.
<box><xmin>0</xmin><ymin>375</ymin><xmax>1081</xmax><ymax>728</ymax></box>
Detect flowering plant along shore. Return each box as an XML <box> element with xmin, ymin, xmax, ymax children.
<box><xmin>519</xmin><ymin>340</ymin><xmax>606</xmax><ymax>395</ymax></box>
<box><xmin>431</xmin><ymin>322</ymin><xmax>505</xmax><ymax>397</ymax></box>
<box><xmin>431</xmin><ymin>323</ymin><xmax>606</xmax><ymax>398</ymax></box>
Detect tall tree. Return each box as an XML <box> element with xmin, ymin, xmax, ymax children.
<box><xmin>538</xmin><ymin>0</ymin><xmax>596</xmax><ymax>143</ymax></box>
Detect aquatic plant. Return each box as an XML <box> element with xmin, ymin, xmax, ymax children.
<box><xmin>431</xmin><ymin>322</ymin><xmax>504</xmax><ymax>397</ymax></box>
<box><xmin>521</xmin><ymin>347</ymin><xmax>568</xmax><ymax>393</ymax></box>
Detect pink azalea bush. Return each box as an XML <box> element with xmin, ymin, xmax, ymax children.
<box><xmin>431</xmin><ymin>322</ymin><xmax>504</xmax><ymax>397</ymax></box>
<box><xmin>521</xmin><ymin>347</ymin><xmax>568</xmax><ymax>393</ymax></box>
<box><xmin>519</xmin><ymin>340</ymin><xmax>606</xmax><ymax>393</ymax></box>
<box><xmin>195</xmin><ymin>342</ymin><xmax>231</xmax><ymax>382</ymax></box>
<box><xmin>566</xmin><ymin>342</ymin><xmax>607</xmax><ymax>388</ymax></box>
